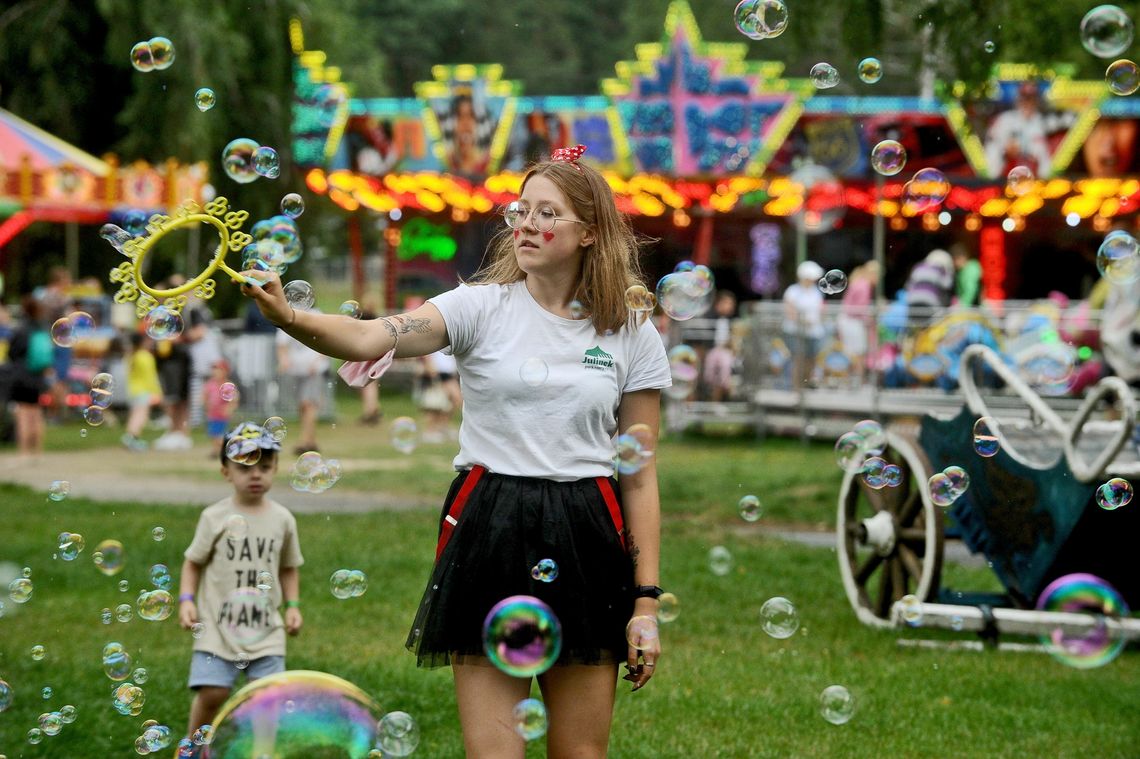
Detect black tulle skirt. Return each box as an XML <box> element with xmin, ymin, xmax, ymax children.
<box><xmin>406</xmin><ymin>467</ymin><xmax>634</xmax><ymax>669</ymax></box>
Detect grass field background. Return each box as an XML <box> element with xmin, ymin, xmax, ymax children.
<box><xmin>0</xmin><ymin>394</ymin><xmax>1137</xmax><ymax>758</ymax></box>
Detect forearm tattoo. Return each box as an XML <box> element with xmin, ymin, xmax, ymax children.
<box><xmin>626</xmin><ymin>530</ymin><xmax>640</xmax><ymax>569</ymax></box>
<box><xmin>380</xmin><ymin>318</ymin><xmax>398</xmax><ymax>341</ymax></box>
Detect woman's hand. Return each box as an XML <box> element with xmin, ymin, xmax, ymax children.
<box><xmin>239</xmin><ymin>270</ymin><xmax>293</xmax><ymax>327</ymax></box>
<box><xmin>623</xmin><ymin>604</ymin><xmax>661</xmax><ymax>692</ymax></box>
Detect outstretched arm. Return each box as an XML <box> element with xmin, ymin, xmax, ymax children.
<box><xmin>240</xmin><ymin>271</ymin><xmax>449</xmax><ymax>361</ymax></box>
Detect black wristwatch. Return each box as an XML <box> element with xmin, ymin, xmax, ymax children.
<box><xmin>634</xmin><ymin>585</ymin><xmax>664</xmax><ymax>600</ymax></box>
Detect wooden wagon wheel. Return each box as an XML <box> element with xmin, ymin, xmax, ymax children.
<box><xmin>836</xmin><ymin>431</ymin><xmax>944</xmax><ymax>628</ymax></box>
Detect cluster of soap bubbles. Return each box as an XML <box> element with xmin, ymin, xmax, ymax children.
<box><xmin>93</xmin><ymin>539</ymin><xmax>126</xmax><ymax>576</ymax></box>
<box><xmin>902</xmin><ymin>167</ymin><xmax>951</xmax><ymax>214</ymax></box>
<box><xmin>1081</xmin><ymin>5</ymin><xmax>1134</xmax><ymax>58</ymax></box>
<box><xmin>9</xmin><ymin>566</ymin><xmax>34</xmax><ymax>603</ymax></box>
<box><xmin>834</xmin><ymin>419</ymin><xmax>887</xmax><ymax>474</ymax></box>
<box><xmin>664</xmin><ymin>344</ymin><xmax>699</xmax><ymax>400</ymax></box>
<box><xmin>513</xmin><ymin>698</ymin><xmax>548</xmax><ymax>741</ymax></box>
<box><xmin>482</xmin><ymin>595</ymin><xmax>563</xmax><ymax>677</ymax></box>
<box><xmin>242</xmin><ymin>215</ymin><xmax>303</xmax><ymax>275</ymax></box>
<box><xmin>860</xmin><ymin>456</ymin><xmax>903</xmax><ymax>489</ymax></box>
<box><xmin>760</xmin><ymin>596</ymin><xmax>800</xmax><ymax>638</ymax></box>
<box><xmin>222</xmin><ymin>138</ymin><xmax>280</xmax><ymax>183</ymax></box>
<box><xmin>656</xmin><ymin>262</ymin><xmax>715</xmax><ymax>321</ymax></box>
<box><xmin>613</xmin><ymin>424</ymin><xmax>655</xmax><ymax>475</ymax></box>
<box><xmin>177</xmin><ymin>723</ymin><xmax>214</xmax><ymax>756</ymax></box>
<box><xmin>1095</xmin><ymin>230</ymin><xmax>1140</xmax><ymax>284</ymax></box>
<box><xmin>530</xmin><ymin>558</ymin><xmax>559</xmax><ymax>583</ymax></box>
<box><xmin>48</xmin><ymin>480</ymin><xmax>70</xmax><ymax>502</ymax></box>
<box><xmin>112</xmin><ymin>681</ymin><xmax>146</xmax><ymax>716</ymax></box>
<box><xmin>27</xmin><ymin>704</ymin><xmax>77</xmax><ymax>745</ymax></box>
<box><xmin>972</xmin><ymin>416</ymin><xmax>1001</xmax><ymax>457</ymax></box>
<box><xmin>732</xmin><ymin>0</ymin><xmax>788</xmax><ymax>39</ymax></box>
<box><xmin>391</xmin><ymin>416</ymin><xmax>419</xmax><ymax>454</ymax></box>
<box><xmin>1036</xmin><ymin>572</ymin><xmax>1130</xmax><ymax>669</ymax></box>
<box><xmin>809</xmin><ymin>62</ymin><xmax>840</xmax><ymax>89</ymax></box>
<box><xmin>1096</xmin><ymin>477</ymin><xmax>1133</xmax><ymax>510</ymax></box>
<box><xmin>870</xmin><ymin>139</ymin><xmax>907</xmax><ymax>176</ymax></box>
<box><xmin>819</xmin><ymin>685</ymin><xmax>856</xmax><ymax>725</ymax></box>
<box><xmin>143</xmin><ymin>305</ymin><xmax>185</xmax><ymax>340</ymax></box>
<box><xmin>133</xmin><ymin>720</ymin><xmax>173</xmax><ymax>754</ymax></box>
<box><xmin>283</xmin><ymin>280</ymin><xmax>316</xmax><ymax>311</ymax></box>
<box><xmin>130</xmin><ymin>37</ymin><xmax>175</xmax><ymax>72</ymax></box>
<box><xmin>56</xmin><ymin>532</ymin><xmax>85</xmax><ymax>561</ymax></box>
<box><xmin>928</xmin><ymin>464</ymin><xmax>970</xmax><ymax>507</ymax></box>
<box><xmin>50</xmin><ymin>310</ymin><xmax>95</xmax><ymax>348</ymax></box>
<box><xmin>290</xmin><ymin>451</ymin><xmax>342</xmax><ymax>493</ymax></box>
<box><xmin>818</xmin><ymin>268</ymin><xmax>847</xmax><ymax>295</ymax></box>
<box><xmin>329</xmin><ymin>569</ymin><xmax>368</xmax><ymax>600</ymax></box>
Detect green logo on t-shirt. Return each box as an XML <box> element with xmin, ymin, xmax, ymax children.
<box><xmin>582</xmin><ymin>345</ymin><xmax>615</xmax><ymax>370</ymax></box>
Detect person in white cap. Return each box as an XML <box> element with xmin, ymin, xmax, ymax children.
<box><xmin>782</xmin><ymin>260</ymin><xmax>826</xmax><ymax>388</ymax></box>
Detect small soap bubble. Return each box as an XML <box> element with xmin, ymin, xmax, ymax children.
<box><xmin>28</xmin><ymin>727</ymin><xmax>44</xmax><ymax>744</ymax></box>
<box><xmin>194</xmin><ymin>88</ymin><xmax>216</xmax><ymax>111</ymax></box>
<box><xmin>60</xmin><ymin>704</ymin><xmax>77</xmax><ymax>723</ymax></box>
<box><xmin>131</xmin><ymin>667</ymin><xmax>148</xmax><ymax>684</ymax></box>
<box><xmin>252</xmin><ymin>146</ymin><xmax>280</xmax><ymax>179</ymax></box>
<box><xmin>625</xmin><ymin>614</ymin><xmax>659</xmax><ymax>649</ymax></box>
<box><xmin>1106</xmin><ymin>59</ymin><xmax>1140</xmax><ymax>95</ymax></box>
<box><xmin>613</xmin><ymin>433</ymin><xmax>653</xmax><ymax>475</ymax></box>
<box><xmin>100</xmin><ymin>223</ymin><xmax>133</xmax><ymax>252</ymax></box>
<box><xmin>219</xmin><ymin>382</ymin><xmax>238</xmax><ymax>403</ymax></box>
<box><xmin>950</xmin><ymin>614</ymin><xmax>965</xmax><ymax>631</ymax></box>
<box><xmin>905</xmin><ymin>168</ymin><xmax>951</xmax><ymax>213</ymax></box>
<box><xmin>513</xmin><ymin>698</ymin><xmax>548</xmax><ymax>741</ymax></box>
<box><xmin>944</xmin><ymin>465</ymin><xmax>970</xmax><ymax>499</ymax></box>
<box><xmin>57</xmin><ymin>532</ymin><xmax>85</xmax><ymax>561</ymax></box>
<box><xmin>94</xmin><ymin>539</ymin><xmax>126</xmax><ymax>576</ymax></box>
<box><xmin>137</xmin><ymin>590</ymin><xmax>174</xmax><ymax>622</ymax></box>
<box><xmin>280</xmin><ymin>193</ymin><xmax>305</xmax><ymax>217</ymax></box>
<box><xmin>1006</xmin><ymin>165</ymin><xmax>1035</xmax><ymax>196</ymax></box>
<box><xmin>733</xmin><ymin>0</ymin><xmax>788</xmax><ymax>39</ymax></box>
<box><xmin>101</xmin><ymin>607</ymin><xmax>113</xmax><ymax>624</ymax></box>
<box><xmin>1096</xmin><ymin>477</ymin><xmax>1133</xmax><ymax>510</ymax></box>
<box><xmin>118</xmin><ymin>579</ymin><xmax>130</xmax><ymax>592</ymax></box>
<box><xmin>338</xmin><ymin>299</ymin><xmax>362</xmax><ymax>318</ymax></box>
<box><xmin>111</xmin><ymin>682</ymin><xmax>146</xmax><ymax>716</ymax></box>
<box><xmin>972</xmin><ymin>416</ymin><xmax>1000</xmax><ymax>457</ymax></box>
<box><xmin>148</xmin><ymin>37</ymin><xmax>174</xmax><ymax>70</ymax></box>
<box><xmin>190</xmin><ymin>622</ymin><xmax>206</xmax><ymax>639</ymax></box>
<box><xmin>41</xmin><ymin>686</ymin><xmax>52</xmax><ymax>700</ymax></box>
<box><xmin>51</xmin><ymin>310</ymin><xmax>95</xmax><ymax>348</ymax></box>
<box><xmin>664</xmin><ymin>343</ymin><xmax>700</xmax><ymax>399</ymax></box>
<box><xmin>928</xmin><ymin>472</ymin><xmax>955</xmax><ymax>507</ymax></box>
<box><xmin>819</xmin><ymin>685</ymin><xmax>856</xmax><ymax>725</ymax></box>
<box><xmin>899</xmin><ymin>593</ymin><xmax>923</xmax><ymax>625</ymax></box>
<box><xmin>1081</xmin><ymin>5</ymin><xmax>1134</xmax><ymax>59</ymax></box>
<box><xmin>224</xmin><ymin>514</ymin><xmax>248</xmax><ymax>541</ymax></box>
<box><xmin>130</xmin><ymin>41</ymin><xmax>154</xmax><ymax>72</ymax></box>
<box><xmin>818</xmin><ymin>269</ymin><xmax>847</xmax><ymax>295</ymax></box>
<box><xmin>834</xmin><ymin>432</ymin><xmax>867</xmax><ymax>473</ymax></box>
<box><xmin>190</xmin><ymin>723</ymin><xmax>214</xmax><ymax>745</ymax></box>
<box><xmin>708</xmin><ymin>545</ymin><xmax>733</xmax><ymax>576</ymax></box>
<box><xmin>144</xmin><ymin>305</ymin><xmax>184</xmax><ymax>340</ymax></box>
<box><xmin>657</xmin><ymin>592</ymin><xmax>681</xmax><ymax>623</ymax></box>
<box><xmin>809</xmin><ymin>62</ymin><xmax>840</xmax><ymax>89</ymax></box>
<box><xmin>852</xmin><ymin>419</ymin><xmax>886</xmax><ymax>456</ymax></box>
<box><xmin>80</xmin><ymin>428</ymin><xmax>88</xmax><ymax>438</ymax></box>
<box><xmin>222</xmin><ymin>138</ymin><xmax>262</xmax><ymax>184</ymax></box>
<box><xmin>330</xmin><ymin>569</ymin><xmax>354</xmax><ymax>600</ymax></box>
<box><xmin>857</xmin><ymin>57</ymin><xmax>883</xmax><ymax>83</ymax></box>
<box><xmin>378</xmin><ymin>711</ymin><xmax>420</xmax><ymax>757</ymax></box>
<box><xmin>1096</xmin><ymin>231</ymin><xmax>1140</xmax><ymax>284</ymax></box>
<box><xmin>282</xmin><ymin>280</ymin><xmax>315</xmax><ymax>312</ymax></box>
<box><xmin>84</xmin><ymin>405</ymin><xmax>105</xmax><ymax>427</ymax></box>
<box><xmin>871</xmin><ymin>140</ymin><xmax>907</xmax><ymax>176</ymax></box>
<box><xmin>31</xmin><ymin>644</ymin><xmax>45</xmax><ymax>661</ymax></box>
<box><xmin>235</xmin><ymin>653</ymin><xmax>250</xmax><ymax>670</ymax></box>
<box><xmin>760</xmin><ymin>596</ymin><xmax>800</xmax><ymax>638</ymax></box>
<box><xmin>40</xmin><ymin>710</ymin><xmax>64</xmax><ymax>736</ymax></box>
<box><xmin>883</xmin><ymin>464</ymin><xmax>903</xmax><ymax>488</ymax></box>
<box><xmin>390</xmin><ymin>416</ymin><xmax>418</xmax><ymax>455</ymax></box>
<box><xmin>569</xmin><ymin>299</ymin><xmax>585</xmax><ymax>319</ymax></box>
<box><xmin>738</xmin><ymin>494</ymin><xmax>763</xmax><ymax>522</ymax></box>
<box><xmin>115</xmin><ymin>603</ymin><xmax>133</xmax><ymax>623</ymax></box>
<box><xmin>9</xmin><ymin>577</ymin><xmax>33</xmax><ymax>603</ymax></box>
<box><xmin>149</xmin><ymin>563</ymin><xmax>172</xmax><ymax>589</ymax></box>
<box><xmin>984</xmin><ymin>40</ymin><xmax>996</xmax><ymax>53</ymax></box>
<box><xmin>263</xmin><ymin>416</ymin><xmax>288</xmax><ymax>442</ymax></box>
<box><xmin>151</xmin><ymin>526</ymin><xmax>166</xmax><ymax>542</ymax></box>
<box><xmin>530</xmin><ymin>558</ymin><xmax>559</xmax><ymax>583</ymax></box>
<box><xmin>861</xmin><ymin>457</ymin><xmax>888</xmax><ymax>489</ymax></box>
<box><xmin>48</xmin><ymin>480</ymin><xmax>70</xmax><ymax>502</ymax></box>
<box><xmin>255</xmin><ymin>570</ymin><xmax>273</xmax><ymax>592</ymax></box>
<box><xmin>520</xmin><ymin>357</ymin><xmax>550</xmax><ymax>387</ymax></box>
<box><xmin>624</xmin><ymin>284</ymin><xmax>657</xmax><ymax>312</ymax></box>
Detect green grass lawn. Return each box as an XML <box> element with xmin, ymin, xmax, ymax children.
<box><xmin>1</xmin><ymin>408</ymin><xmax>1138</xmax><ymax>758</ymax></box>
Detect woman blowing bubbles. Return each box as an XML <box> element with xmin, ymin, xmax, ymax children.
<box><xmin>242</xmin><ymin>145</ymin><xmax>671</xmax><ymax>757</ymax></box>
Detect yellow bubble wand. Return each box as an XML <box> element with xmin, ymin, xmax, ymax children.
<box><xmin>108</xmin><ymin>197</ymin><xmax>262</xmax><ymax>318</ymax></box>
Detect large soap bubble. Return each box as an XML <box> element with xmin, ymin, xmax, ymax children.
<box><xmin>482</xmin><ymin>595</ymin><xmax>563</xmax><ymax>677</ymax></box>
<box><xmin>222</xmin><ymin>138</ymin><xmax>262</xmax><ymax>184</ymax></box>
<box><xmin>1036</xmin><ymin>573</ymin><xmax>1130</xmax><ymax>669</ymax></box>
<box><xmin>1081</xmin><ymin>5</ymin><xmax>1134</xmax><ymax>58</ymax></box>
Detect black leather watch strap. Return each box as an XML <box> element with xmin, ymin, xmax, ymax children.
<box><xmin>634</xmin><ymin>584</ymin><xmax>664</xmax><ymax>599</ymax></box>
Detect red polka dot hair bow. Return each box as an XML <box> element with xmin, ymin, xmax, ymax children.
<box><xmin>551</xmin><ymin>144</ymin><xmax>587</xmax><ymax>170</ymax></box>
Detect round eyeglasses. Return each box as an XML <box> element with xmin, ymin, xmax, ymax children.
<box><xmin>503</xmin><ymin>201</ymin><xmax>587</xmax><ymax>233</ymax></box>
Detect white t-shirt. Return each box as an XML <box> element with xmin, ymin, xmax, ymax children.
<box><xmin>782</xmin><ymin>283</ymin><xmax>825</xmax><ymax>338</ymax></box>
<box><xmin>430</xmin><ymin>281</ymin><xmax>671</xmax><ymax>481</ymax></box>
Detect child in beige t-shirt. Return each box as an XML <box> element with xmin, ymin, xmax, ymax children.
<box><xmin>178</xmin><ymin>422</ymin><xmax>304</xmax><ymax>742</ymax></box>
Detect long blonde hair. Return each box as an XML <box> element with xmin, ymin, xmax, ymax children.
<box><xmin>471</xmin><ymin>160</ymin><xmax>646</xmax><ymax>334</ymax></box>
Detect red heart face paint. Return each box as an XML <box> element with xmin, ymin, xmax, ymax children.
<box><xmin>542</xmin><ymin>231</ymin><xmax>555</xmax><ymax>242</ymax></box>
